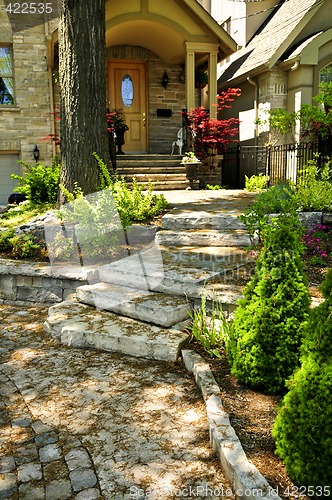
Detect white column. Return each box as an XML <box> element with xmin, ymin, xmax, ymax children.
<box><xmin>208</xmin><ymin>51</ymin><xmax>218</xmax><ymax>118</ymax></box>
<box><xmin>185</xmin><ymin>47</ymin><xmax>195</xmax><ymax>112</ymax></box>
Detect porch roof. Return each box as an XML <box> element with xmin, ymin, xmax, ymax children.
<box><xmin>105</xmin><ymin>0</ymin><xmax>237</xmax><ymax>64</ymax></box>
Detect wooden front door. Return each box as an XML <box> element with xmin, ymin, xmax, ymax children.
<box><xmin>108</xmin><ymin>61</ymin><xmax>147</xmax><ymax>153</ymax></box>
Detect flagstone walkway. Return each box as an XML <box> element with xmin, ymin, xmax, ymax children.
<box><xmin>0</xmin><ymin>304</ymin><xmax>235</xmax><ymax>500</ymax></box>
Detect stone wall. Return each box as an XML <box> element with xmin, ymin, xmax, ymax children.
<box><xmin>0</xmin><ymin>3</ymin><xmax>55</xmax><ymax>165</ymax></box>
<box><xmin>0</xmin><ymin>260</ymin><xmax>96</xmax><ymax>304</ymax></box>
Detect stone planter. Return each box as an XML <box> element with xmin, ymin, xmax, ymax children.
<box><xmin>115</xmin><ymin>127</ymin><xmax>128</xmax><ymax>154</ymax></box>
<box><xmin>181</xmin><ymin>161</ymin><xmax>201</xmax><ymax>190</ymax></box>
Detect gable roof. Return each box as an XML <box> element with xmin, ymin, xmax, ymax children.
<box><xmin>218</xmin><ymin>0</ymin><xmax>324</xmax><ymax>85</ymax></box>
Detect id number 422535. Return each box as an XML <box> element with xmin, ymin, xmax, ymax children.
<box><xmin>6</xmin><ymin>3</ymin><xmax>53</xmax><ymax>14</ymax></box>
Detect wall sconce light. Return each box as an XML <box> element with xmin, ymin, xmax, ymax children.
<box><xmin>33</xmin><ymin>145</ymin><xmax>40</xmax><ymax>162</ymax></box>
<box><xmin>161</xmin><ymin>70</ymin><xmax>169</xmax><ymax>89</ymax></box>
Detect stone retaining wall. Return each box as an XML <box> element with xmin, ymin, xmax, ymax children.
<box><xmin>0</xmin><ymin>260</ymin><xmax>97</xmax><ymax>304</ymax></box>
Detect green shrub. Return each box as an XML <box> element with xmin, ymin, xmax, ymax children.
<box><xmin>9</xmin><ymin>233</ymin><xmax>42</xmax><ymax>258</ymax></box>
<box><xmin>272</xmin><ymin>269</ymin><xmax>332</xmax><ymax>487</ymax></box>
<box><xmin>11</xmin><ymin>158</ymin><xmax>60</xmax><ymax>204</ymax></box>
<box><xmin>239</xmin><ymin>182</ymin><xmax>295</xmax><ymax>243</ymax></box>
<box><xmin>244</xmin><ymin>173</ymin><xmax>268</xmax><ymax>192</ymax></box>
<box><xmin>47</xmin><ymin>232</ymin><xmax>75</xmax><ymax>261</ymax></box>
<box><xmin>293</xmin><ymin>157</ymin><xmax>332</xmax><ymax>212</ymax></box>
<box><xmin>227</xmin><ymin>214</ymin><xmax>311</xmax><ymax>393</ymax></box>
<box><xmin>0</xmin><ymin>228</ymin><xmax>15</xmax><ymax>251</ymax></box>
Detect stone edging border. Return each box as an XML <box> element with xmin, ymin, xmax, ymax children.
<box><xmin>182</xmin><ymin>350</ymin><xmax>281</xmax><ymax>500</ymax></box>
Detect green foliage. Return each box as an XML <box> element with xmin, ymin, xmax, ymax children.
<box><xmin>189</xmin><ymin>293</ymin><xmax>228</xmax><ymax>358</ymax></box>
<box><xmin>94</xmin><ymin>154</ymin><xmax>169</xmax><ymax>224</ymax></box>
<box><xmin>244</xmin><ymin>173</ymin><xmax>268</xmax><ymax>192</ymax></box>
<box><xmin>205</xmin><ymin>184</ymin><xmax>224</xmax><ymax>190</ymax></box>
<box><xmin>0</xmin><ymin>228</ymin><xmax>15</xmax><ymax>251</ymax></box>
<box><xmin>47</xmin><ymin>232</ymin><xmax>75</xmax><ymax>261</ymax></box>
<box><xmin>239</xmin><ymin>182</ymin><xmax>295</xmax><ymax>242</ymax></box>
<box><xmin>9</xmin><ymin>233</ymin><xmax>42</xmax><ymax>258</ymax></box>
<box><xmin>293</xmin><ymin>157</ymin><xmax>332</xmax><ymax>212</ymax></box>
<box><xmin>227</xmin><ymin>214</ymin><xmax>311</xmax><ymax>393</ymax></box>
<box><xmin>11</xmin><ymin>159</ymin><xmax>60</xmax><ymax>204</ymax></box>
<box><xmin>273</xmin><ymin>269</ymin><xmax>332</xmax><ymax>487</ymax></box>
<box><xmin>59</xmin><ymin>184</ymin><xmax>122</xmax><ymax>259</ymax></box>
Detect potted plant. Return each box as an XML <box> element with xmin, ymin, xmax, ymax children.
<box><xmin>181</xmin><ymin>151</ymin><xmax>201</xmax><ymax>189</ymax></box>
<box><xmin>107</xmin><ymin>108</ymin><xmax>129</xmax><ymax>154</ymax></box>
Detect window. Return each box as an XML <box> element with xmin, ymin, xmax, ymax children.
<box><xmin>0</xmin><ymin>46</ymin><xmax>15</xmax><ymax>105</ymax></box>
<box><xmin>320</xmin><ymin>63</ymin><xmax>332</xmax><ymax>84</ymax></box>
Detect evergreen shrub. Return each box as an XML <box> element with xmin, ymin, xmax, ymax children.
<box><xmin>227</xmin><ymin>213</ymin><xmax>311</xmax><ymax>394</ymax></box>
<box><xmin>272</xmin><ymin>268</ymin><xmax>332</xmax><ymax>488</ymax></box>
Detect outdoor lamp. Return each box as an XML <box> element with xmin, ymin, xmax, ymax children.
<box><xmin>161</xmin><ymin>70</ymin><xmax>169</xmax><ymax>89</ymax></box>
<box><xmin>33</xmin><ymin>145</ymin><xmax>40</xmax><ymax>162</ymax></box>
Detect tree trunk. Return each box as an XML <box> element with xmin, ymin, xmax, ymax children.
<box><xmin>58</xmin><ymin>0</ymin><xmax>108</xmax><ymax>205</ymax></box>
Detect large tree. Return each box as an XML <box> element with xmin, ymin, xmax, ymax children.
<box><xmin>58</xmin><ymin>0</ymin><xmax>108</xmax><ymax>204</ymax></box>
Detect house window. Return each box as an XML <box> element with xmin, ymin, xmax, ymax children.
<box><xmin>320</xmin><ymin>63</ymin><xmax>332</xmax><ymax>84</ymax></box>
<box><xmin>0</xmin><ymin>46</ymin><xmax>15</xmax><ymax>105</ymax></box>
<box><xmin>221</xmin><ymin>17</ymin><xmax>231</xmax><ymax>35</ymax></box>
<box><xmin>121</xmin><ymin>74</ymin><xmax>134</xmax><ymax>108</ymax></box>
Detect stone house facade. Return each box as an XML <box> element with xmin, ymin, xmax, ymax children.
<box><xmin>0</xmin><ymin>0</ymin><xmax>236</xmax><ymax>203</ymax></box>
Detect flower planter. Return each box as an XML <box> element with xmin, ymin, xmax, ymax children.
<box><xmin>181</xmin><ymin>161</ymin><xmax>201</xmax><ymax>190</ymax></box>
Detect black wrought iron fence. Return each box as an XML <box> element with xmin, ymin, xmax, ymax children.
<box><xmin>222</xmin><ymin>142</ymin><xmax>332</xmax><ymax>188</ymax></box>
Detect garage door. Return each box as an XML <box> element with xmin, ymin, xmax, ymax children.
<box><xmin>0</xmin><ymin>154</ymin><xmax>20</xmax><ymax>205</ymax></box>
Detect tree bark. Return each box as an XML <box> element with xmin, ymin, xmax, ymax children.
<box><xmin>58</xmin><ymin>0</ymin><xmax>108</xmax><ymax>204</ymax></box>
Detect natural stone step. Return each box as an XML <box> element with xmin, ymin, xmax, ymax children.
<box><xmin>155</xmin><ymin>229</ymin><xmax>253</xmax><ymax>247</ymax></box>
<box><xmin>44</xmin><ymin>300</ymin><xmax>190</xmax><ymax>362</ymax></box>
<box><xmin>123</xmin><ymin>174</ymin><xmax>187</xmax><ymax>182</ymax></box>
<box><xmin>97</xmin><ymin>244</ymin><xmax>222</xmax><ymax>297</ymax></box>
<box><xmin>161</xmin><ymin>211</ymin><xmax>247</xmax><ymax>230</ymax></box>
<box><xmin>76</xmin><ymin>282</ymin><xmax>191</xmax><ymax>327</ymax></box>
<box><xmin>126</xmin><ymin>180</ymin><xmax>189</xmax><ymax>190</ymax></box>
<box><xmin>118</xmin><ymin>165</ymin><xmax>185</xmax><ymax>174</ymax></box>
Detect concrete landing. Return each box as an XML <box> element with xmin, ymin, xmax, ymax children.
<box><xmin>76</xmin><ymin>282</ymin><xmax>191</xmax><ymax>327</ymax></box>
<box><xmin>44</xmin><ymin>300</ymin><xmax>190</xmax><ymax>362</ymax></box>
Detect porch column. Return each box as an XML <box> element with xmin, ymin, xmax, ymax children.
<box><xmin>185</xmin><ymin>45</ymin><xmax>195</xmax><ymax>111</ymax></box>
<box><xmin>208</xmin><ymin>51</ymin><xmax>218</xmax><ymax>118</ymax></box>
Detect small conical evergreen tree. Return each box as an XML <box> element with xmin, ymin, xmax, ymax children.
<box><xmin>227</xmin><ymin>213</ymin><xmax>311</xmax><ymax>394</ymax></box>
<box><xmin>272</xmin><ymin>268</ymin><xmax>332</xmax><ymax>487</ymax></box>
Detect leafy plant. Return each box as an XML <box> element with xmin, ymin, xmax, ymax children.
<box><xmin>0</xmin><ymin>228</ymin><xmax>15</xmax><ymax>251</ymax></box>
<box><xmin>47</xmin><ymin>232</ymin><xmax>75</xmax><ymax>261</ymax></box>
<box><xmin>11</xmin><ymin>158</ymin><xmax>60</xmax><ymax>204</ymax></box>
<box><xmin>239</xmin><ymin>182</ymin><xmax>295</xmax><ymax>242</ymax></box>
<box><xmin>205</xmin><ymin>184</ymin><xmax>224</xmax><ymax>190</ymax></box>
<box><xmin>272</xmin><ymin>268</ymin><xmax>332</xmax><ymax>486</ymax></box>
<box><xmin>9</xmin><ymin>233</ymin><xmax>42</xmax><ymax>258</ymax></box>
<box><xmin>245</xmin><ymin>173</ymin><xmax>268</xmax><ymax>192</ymax></box>
<box><xmin>227</xmin><ymin>213</ymin><xmax>311</xmax><ymax>393</ymax></box>
<box><xmin>189</xmin><ymin>293</ymin><xmax>228</xmax><ymax>358</ymax></box>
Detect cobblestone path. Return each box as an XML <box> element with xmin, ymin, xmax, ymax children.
<box><xmin>0</xmin><ymin>304</ymin><xmax>235</xmax><ymax>500</ymax></box>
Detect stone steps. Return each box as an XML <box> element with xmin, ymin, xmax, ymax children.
<box><xmin>116</xmin><ymin>154</ymin><xmax>188</xmax><ymax>190</ymax></box>
<box><xmin>76</xmin><ymin>282</ymin><xmax>191</xmax><ymax>327</ymax></box>
<box><xmin>97</xmin><ymin>244</ymin><xmax>223</xmax><ymax>298</ymax></box>
<box><xmin>155</xmin><ymin>229</ymin><xmax>252</xmax><ymax>247</ymax></box>
<box><xmin>44</xmin><ymin>300</ymin><xmax>190</xmax><ymax>362</ymax></box>
<box><xmin>161</xmin><ymin>211</ymin><xmax>248</xmax><ymax>230</ymax></box>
